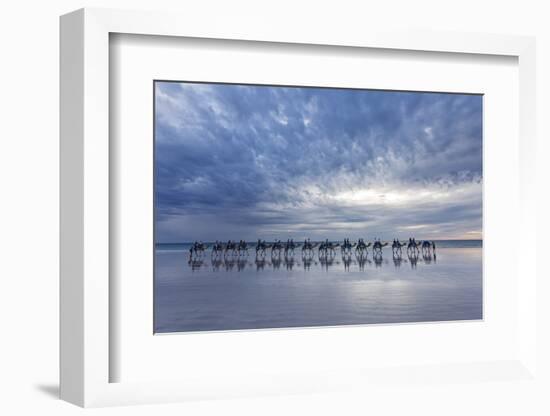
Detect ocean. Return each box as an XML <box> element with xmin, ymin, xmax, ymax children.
<box><xmin>154</xmin><ymin>240</ymin><xmax>482</xmax><ymax>333</ymax></box>
<box><xmin>156</xmin><ymin>240</ymin><xmax>482</xmax><ymax>251</ymax></box>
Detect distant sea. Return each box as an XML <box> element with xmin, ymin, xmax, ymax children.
<box><xmin>156</xmin><ymin>239</ymin><xmax>482</xmax><ymax>251</ymax></box>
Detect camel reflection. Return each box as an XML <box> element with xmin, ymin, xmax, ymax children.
<box><xmin>237</xmin><ymin>258</ymin><xmax>247</xmax><ymax>271</ymax></box>
<box><xmin>187</xmin><ymin>250</ymin><xmax>438</xmax><ymax>272</ymax></box>
<box><xmin>255</xmin><ymin>258</ymin><xmax>267</xmax><ymax>271</ymax></box>
<box><xmin>393</xmin><ymin>253</ymin><xmax>403</xmax><ymax>268</ymax></box>
<box><xmin>284</xmin><ymin>257</ymin><xmax>297</xmax><ymax>271</ymax></box>
<box><xmin>422</xmin><ymin>253</ymin><xmax>436</xmax><ymax>264</ymax></box>
<box><xmin>408</xmin><ymin>252</ymin><xmax>419</xmax><ymax>269</ymax></box>
<box><xmin>271</xmin><ymin>257</ymin><xmax>282</xmax><ymax>270</ymax></box>
<box><xmin>188</xmin><ymin>258</ymin><xmax>205</xmax><ymax>271</ymax></box>
<box><xmin>341</xmin><ymin>253</ymin><xmax>353</xmax><ymax>271</ymax></box>
<box><xmin>319</xmin><ymin>254</ymin><xmax>336</xmax><ymax>271</ymax></box>
<box><xmin>224</xmin><ymin>258</ymin><xmax>236</xmax><ymax>271</ymax></box>
<box><xmin>356</xmin><ymin>254</ymin><xmax>371</xmax><ymax>271</ymax></box>
<box><xmin>211</xmin><ymin>258</ymin><xmax>223</xmax><ymax>271</ymax></box>
<box><xmin>373</xmin><ymin>252</ymin><xmax>384</xmax><ymax>268</ymax></box>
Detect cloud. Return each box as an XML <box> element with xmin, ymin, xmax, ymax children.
<box><xmin>155</xmin><ymin>82</ymin><xmax>482</xmax><ymax>242</ymax></box>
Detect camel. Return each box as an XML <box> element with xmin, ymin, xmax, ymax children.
<box><xmin>224</xmin><ymin>240</ymin><xmax>238</xmax><ymax>257</ymax></box>
<box><xmin>237</xmin><ymin>240</ymin><xmax>249</xmax><ymax>257</ymax></box>
<box><xmin>355</xmin><ymin>238</ymin><xmax>371</xmax><ymax>257</ymax></box>
<box><xmin>318</xmin><ymin>239</ymin><xmax>340</xmax><ymax>258</ymax></box>
<box><xmin>284</xmin><ymin>239</ymin><xmax>300</xmax><ymax>258</ymax></box>
<box><xmin>372</xmin><ymin>239</ymin><xmax>388</xmax><ymax>254</ymax></box>
<box><xmin>271</xmin><ymin>240</ymin><xmax>284</xmax><ymax>258</ymax></box>
<box><xmin>340</xmin><ymin>238</ymin><xmax>356</xmax><ymax>255</ymax></box>
<box><xmin>407</xmin><ymin>238</ymin><xmax>421</xmax><ymax>255</ymax></box>
<box><xmin>301</xmin><ymin>239</ymin><xmax>318</xmax><ymax>258</ymax></box>
<box><xmin>189</xmin><ymin>241</ymin><xmax>208</xmax><ymax>259</ymax></box>
<box><xmin>190</xmin><ymin>235</ymin><xmax>432</xmax><ymax>267</ymax></box>
<box><xmin>255</xmin><ymin>239</ymin><xmax>270</xmax><ymax>257</ymax></box>
<box><xmin>392</xmin><ymin>239</ymin><xmax>406</xmax><ymax>257</ymax></box>
<box><xmin>211</xmin><ymin>241</ymin><xmax>224</xmax><ymax>257</ymax></box>
<box><xmin>421</xmin><ymin>240</ymin><xmax>436</xmax><ymax>256</ymax></box>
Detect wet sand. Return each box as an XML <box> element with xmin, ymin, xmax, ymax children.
<box><xmin>154</xmin><ymin>247</ymin><xmax>482</xmax><ymax>333</ymax></box>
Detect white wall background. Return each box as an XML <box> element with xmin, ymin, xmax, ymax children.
<box><xmin>0</xmin><ymin>0</ymin><xmax>548</xmax><ymax>414</ymax></box>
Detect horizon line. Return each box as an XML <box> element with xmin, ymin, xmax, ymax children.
<box><xmin>157</xmin><ymin>238</ymin><xmax>483</xmax><ymax>244</ymax></box>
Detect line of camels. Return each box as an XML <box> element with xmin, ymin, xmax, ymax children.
<box><xmin>189</xmin><ymin>238</ymin><xmax>436</xmax><ymax>260</ymax></box>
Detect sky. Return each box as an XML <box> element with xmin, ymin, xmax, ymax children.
<box><xmin>155</xmin><ymin>81</ymin><xmax>482</xmax><ymax>243</ymax></box>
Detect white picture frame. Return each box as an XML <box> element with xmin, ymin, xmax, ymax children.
<box><xmin>60</xmin><ymin>7</ymin><xmax>537</xmax><ymax>407</ymax></box>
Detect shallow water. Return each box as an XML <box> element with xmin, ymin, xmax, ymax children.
<box><xmin>154</xmin><ymin>247</ymin><xmax>482</xmax><ymax>333</ymax></box>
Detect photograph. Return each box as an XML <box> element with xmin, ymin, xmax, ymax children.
<box><xmin>154</xmin><ymin>81</ymin><xmax>483</xmax><ymax>333</ymax></box>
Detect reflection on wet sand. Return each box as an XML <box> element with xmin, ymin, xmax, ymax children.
<box><xmin>188</xmin><ymin>252</ymin><xmax>437</xmax><ymax>272</ymax></box>
<box><xmin>156</xmin><ymin>247</ymin><xmax>481</xmax><ymax>332</ymax></box>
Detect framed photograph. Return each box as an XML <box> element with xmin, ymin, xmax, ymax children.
<box><xmin>153</xmin><ymin>80</ymin><xmax>483</xmax><ymax>334</ymax></box>
<box><xmin>60</xmin><ymin>8</ymin><xmax>538</xmax><ymax>407</ymax></box>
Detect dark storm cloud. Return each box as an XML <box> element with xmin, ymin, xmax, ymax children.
<box><xmin>155</xmin><ymin>81</ymin><xmax>482</xmax><ymax>242</ymax></box>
